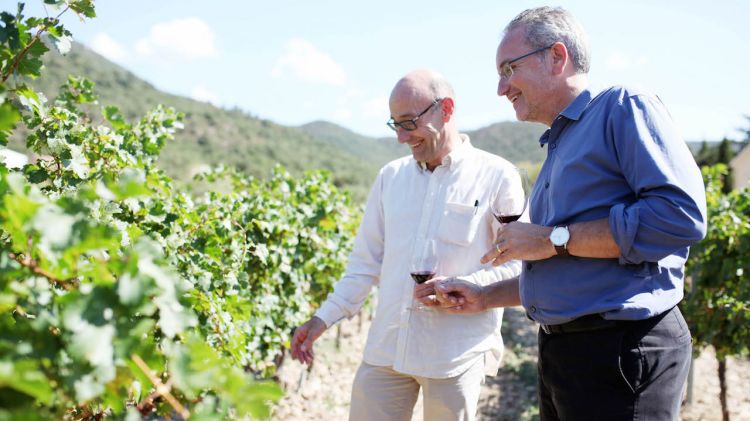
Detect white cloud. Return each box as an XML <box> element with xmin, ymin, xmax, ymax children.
<box><xmin>135</xmin><ymin>18</ymin><xmax>217</xmax><ymax>61</ymax></box>
<box><xmin>271</xmin><ymin>38</ymin><xmax>347</xmax><ymax>86</ymax></box>
<box><xmin>190</xmin><ymin>85</ymin><xmax>220</xmax><ymax>105</ymax></box>
<box><xmin>90</xmin><ymin>33</ymin><xmax>127</xmax><ymax>62</ymax></box>
<box><xmin>605</xmin><ymin>52</ymin><xmax>649</xmax><ymax>70</ymax></box>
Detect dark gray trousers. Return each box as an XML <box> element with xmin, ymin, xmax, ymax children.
<box><xmin>537</xmin><ymin>306</ymin><xmax>691</xmax><ymax>421</ymax></box>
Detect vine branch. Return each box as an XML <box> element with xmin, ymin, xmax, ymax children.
<box><xmin>131</xmin><ymin>354</ymin><xmax>190</xmax><ymax>420</ymax></box>
<box><xmin>2</xmin><ymin>5</ymin><xmax>70</xmax><ymax>83</ymax></box>
<box><xmin>8</xmin><ymin>246</ymin><xmax>77</xmax><ymax>291</ymax></box>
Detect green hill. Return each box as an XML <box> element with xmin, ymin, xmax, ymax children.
<box><xmin>13</xmin><ymin>41</ymin><xmax>547</xmax><ymax>201</ymax></box>
<box><xmin>467</xmin><ymin>121</ymin><xmax>547</xmax><ymax>165</ymax></box>
<box><xmin>298</xmin><ymin>120</ymin><xmax>407</xmax><ymax>165</ymax></box>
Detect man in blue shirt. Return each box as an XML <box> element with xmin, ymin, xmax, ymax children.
<box><xmin>421</xmin><ymin>6</ymin><xmax>707</xmax><ymax>420</ymax></box>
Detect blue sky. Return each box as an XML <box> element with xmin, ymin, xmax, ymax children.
<box><xmin>20</xmin><ymin>0</ymin><xmax>750</xmax><ymax>142</ymax></box>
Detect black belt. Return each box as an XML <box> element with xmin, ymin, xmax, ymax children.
<box><xmin>539</xmin><ymin>313</ymin><xmax>620</xmax><ymax>335</ymax></box>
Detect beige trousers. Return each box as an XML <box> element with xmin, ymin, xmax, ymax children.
<box><xmin>348</xmin><ymin>357</ymin><xmax>485</xmax><ymax>421</ymax></box>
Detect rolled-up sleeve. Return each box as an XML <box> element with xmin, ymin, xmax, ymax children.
<box><xmin>315</xmin><ymin>171</ymin><xmax>384</xmax><ymax>327</ymax></box>
<box><xmin>464</xmin><ymin>259</ymin><xmax>521</xmax><ymax>286</ymax></box>
<box><xmin>608</xmin><ymin>93</ymin><xmax>707</xmax><ymax>265</ymax></box>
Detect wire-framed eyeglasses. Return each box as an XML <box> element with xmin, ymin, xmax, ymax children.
<box><xmin>498</xmin><ymin>44</ymin><xmax>554</xmax><ymax>80</ymax></box>
<box><xmin>387</xmin><ymin>98</ymin><xmax>442</xmax><ymax>132</ymax></box>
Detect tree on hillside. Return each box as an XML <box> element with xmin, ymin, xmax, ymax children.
<box><xmin>717</xmin><ymin>138</ymin><xmax>735</xmax><ymax>193</ymax></box>
<box><xmin>695</xmin><ymin>141</ymin><xmax>717</xmax><ymax>167</ymax></box>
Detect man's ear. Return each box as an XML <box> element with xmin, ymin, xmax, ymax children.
<box><xmin>441</xmin><ymin>97</ymin><xmax>455</xmax><ymax>122</ymax></box>
<box><xmin>549</xmin><ymin>42</ymin><xmax>569</xmax><ymax>75</ymax></box>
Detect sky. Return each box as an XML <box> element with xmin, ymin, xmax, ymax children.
<box><xmin>18</xmin><ymin>0</ymin><xmax>750</xmax><ymax>142</ymax></box>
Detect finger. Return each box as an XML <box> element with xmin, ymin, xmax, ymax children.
<box><xmin>301</xmin><ymin>347</ymin><xmax>313</xmax><ymax>364</ymax></box>
<box><xmin>300</xmin><ymin>338</ymin><xmax>311</xmax><ymax>353</ymax></box>
<box><xmin>414</xmin><ymin>283</ymin><xmax>430</xmax><ymax>293</ymax></box>
<box><xmin>421</xmin><ymin>295</ymin><xmax>440</xmax><ymax>306</ymax></box>
<box><xmin>491</xmin><ymin>251</ymin><xmax>512</xmax><ymax>266</ymax></box>
<box><xmin>414</xmin><ymin>286</ymin><xmax>436</xmax><ymax>299</ymax></box>
<box><xmin>427</xmin><ymin>275</ymin><xmax>447</xmax><ymax>283</ymax></box>
<box><xmin>303</xmin><ymin>349</ymin><xmax>314</xmax><ymax>365</ymax></box>
<box><xmin>442</xmin><ymin>305</ymin><xmax>464</xmax><ymax>314</ymax></box>
<box><xmin>435</xmin><ymin>283</ymin><xmax>459</xmax><ymax>299</ymax></box>
<box><xmin>435</xmin><ymin>289</ymin><xmax>460</xmax><ymax>306</ymax></box>
<box><xmin>290</xmin><ymin>330</ymin><xmax>306</xmax><ymax>360</ymax></box>
<box><xmin>480</xmin><ymin>243</ymin><xmax>504</xmax><ymax>264</ymax></box>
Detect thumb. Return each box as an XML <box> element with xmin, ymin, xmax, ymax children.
<box><xmin>437</xmin><ymin>280</ymin><xmax>458</xmax><ymax>293</ymax></box>
<box><xmin>292</xmin><ymin>327</ymin><xmax>306</xmax><ymax>349</ymax></box>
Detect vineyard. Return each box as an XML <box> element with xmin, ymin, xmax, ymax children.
<box><xmin>1</xmin><ymin>1</ymin><xmax>749</xmax><ymax>421</ymax></box>
<box><xmin>1</xmin><ymin>2</ymin><xmax>360</xmax><ymax>419</ymax></box>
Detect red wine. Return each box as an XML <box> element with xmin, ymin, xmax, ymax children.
<box><xmin>495</xmin><ymin>214</ymin><xmax>522</xmax><ymax>223</ymax></box>
<box><xmin>410</xmin><ymin>271</ymin><xmax>435</xmax><ymax>284</ymax></box>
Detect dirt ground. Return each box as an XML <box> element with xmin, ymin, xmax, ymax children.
<box><xmin>272</xmin><ymin>307</ymin><xmax>750</xmax><ymax>420</ymax></box>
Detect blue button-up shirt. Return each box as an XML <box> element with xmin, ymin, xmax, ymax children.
<box><xmin>522</xmin><ymin>86</ymin><xmax>707</xmax><ymax>325</ymax></box>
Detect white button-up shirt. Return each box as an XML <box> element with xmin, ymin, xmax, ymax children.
<box><xmin>315</xmin><ymin>136</ymin><xmax>522</xmax><ymax>378</ymax></box>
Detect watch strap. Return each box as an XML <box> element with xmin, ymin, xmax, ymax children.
<box><xmin>555</xmin><ymin>243</ymin><xmax>569</xmax><ymax>256</ymax></box>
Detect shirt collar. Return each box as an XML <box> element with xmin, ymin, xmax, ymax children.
<box><xmin>538</xmin><ymin>89</ymin><xmax>593</xmax><ymax>146</ymax></box>
<box><xmin>560</xmin><ymin>89</ymin><xmax>593</xmax><ymax>121</ymax></box>
<box><xmin>416</xmin><ymin>134</ymin><xmax>473</xmax><ymax>172</ymax></box>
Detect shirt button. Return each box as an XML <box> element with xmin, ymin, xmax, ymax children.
<box><xmin>550</xmin><ymin>143</ymin><xmax>557</xmax><ymax>150</ymax></box>
<box><xmin>526</xmin><ymin>262</ymin><xmax>533</xmax><ymax>271</ymax></box>
<box><xmin>530</xmin><ymin>305</ymin><xmax>537</xmax><ymax>313</ymax></box>
<box><xmin>544</xmin><ymin>181</ymin><xmax>550</xmax><ymax>189</ymax></box>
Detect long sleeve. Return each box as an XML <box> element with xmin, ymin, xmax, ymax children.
<box><xmin>314</xmin><ymin>171</ymin><xmax>385</xmax><ymax>327</ymax></box>
<box><xmin>607</xmin><ymin>93</ymin><xmax>708</xmax><ymax>265</ymax></box>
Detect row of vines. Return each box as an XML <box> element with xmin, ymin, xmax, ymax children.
<box><xmin>1</xmin><ymin>2</ymin><xmax>359</xmax><ymax>419</ymax></box>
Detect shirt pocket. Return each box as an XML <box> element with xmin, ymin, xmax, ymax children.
<box><xmin>438</xmin><ymin>201</ymin><xmax>483</xmax><ymax>247</ymax></box>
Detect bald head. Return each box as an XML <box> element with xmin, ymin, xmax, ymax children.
<box><xmin>390</xmin><ymin>69</ymin><xmax>455</xmax><ymax>106</ymax></box>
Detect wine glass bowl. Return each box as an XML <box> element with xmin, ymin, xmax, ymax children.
<box><xmin>491</xmin><ymin>167</ymin><xmax>531</xmax><ymax>224</ymax></box>
<box><xmin>409</xmin><ymin>239</ymin><xmax>438</xmax><ymax>310</ymax></box>
<box><xmin>410</xmin><ymin>239</ymin><xmax>437</xmax><ymax>284</ymax></box>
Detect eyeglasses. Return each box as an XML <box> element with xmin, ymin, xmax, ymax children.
<box><xmin>498</xmin><ymin>44</ymin><xmax>554</xmax><ymax>80</ymax></box>
<box><xmin>387</xmin><ymin>98</ymin><xmax>442</xmax><ymax>132</ymax></box>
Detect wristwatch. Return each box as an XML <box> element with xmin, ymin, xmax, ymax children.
<box><xmin>550</xmin><ymin>225</ymin><xmax>570</xmax><ymax>256</ymax></box>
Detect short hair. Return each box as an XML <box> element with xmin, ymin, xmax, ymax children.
<box><xmin>505</xmin><ymin>6</ymin><xmax>591</xmax><ymax>74</ymax></box>
<box><xmin>426</xmin><ymin>73</ymin><xmax>456</xmax><ymax>102</ymax></box>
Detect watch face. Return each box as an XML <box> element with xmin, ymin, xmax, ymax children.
<box><xmin>550</xmin><ymin>227</ymin><xmax>570</xmax><ymax>246</ymax></box>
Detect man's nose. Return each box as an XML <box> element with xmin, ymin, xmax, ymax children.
<box><xmin>396</xmin><ymin>128</ymin><xmax>411</xmax><ymax>144</ymax></box>
<box><xmin>497</xmin><ymin>77</ymin><xmax>510</xmax><ymax>97</ymax></box>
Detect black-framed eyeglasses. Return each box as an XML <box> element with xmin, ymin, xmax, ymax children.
<box><xmin>498</xmin><ymin>44</ymin><xmax>555</xmax><ymax>80</ymax></box>
<box><xmin>387</xmin><ymin>98</ymin><xmax>442</xmax><ymax>132</ymax></box>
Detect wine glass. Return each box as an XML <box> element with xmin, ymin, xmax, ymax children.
<box><xmin>410</xmin><ymin>239</ymin><xmax>438</xmax><ymax>311</ymax></box>
<box><xmin>490</xmin><ymin>167</ymin><xmax>531</xmax><ymax>224</ymax></box>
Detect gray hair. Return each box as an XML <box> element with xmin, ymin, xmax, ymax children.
<box><xmin>505</xmin><ymin>6</ymin><xmax>591</xmax><ymax>74</ymax></box>
<box><xmin>426</xmin><ymin>72</ymin><xmax>456</xmax><ymax>102</ymax></box>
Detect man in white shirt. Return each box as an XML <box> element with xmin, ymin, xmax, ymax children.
<box><xmin>290</xmin><ymin>69</ymin><xmax>522</xmax><ymax>421</ymax></box>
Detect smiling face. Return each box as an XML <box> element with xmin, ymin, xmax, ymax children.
<box><xmin>389</xmin><ymin>82</ymin><xmax>449</xmax><ymax>170</ymax></box>
<box><xmin>496</xmin><ymin>27</ymin><xmax>556</xmax><ymax>125</ymax></box>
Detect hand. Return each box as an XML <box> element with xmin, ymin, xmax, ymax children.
<box><xmin>434</xmin><ymin>278</ymin><xmax>486</xmax><ymax>314</ymax></box>
<box><xmin>290</xmin><ymin>317</ymin><xmax>327</xmax><ymax>365</ymax></box>
<box><xmin>482</xmin><ymin>222</ymin><xmax>554</xmax><ymax>266</ymax></box>
<box><xmin>413</xmin><ymin>276</ymin><xmax>448</xmax><ymax>307</ymax></box>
